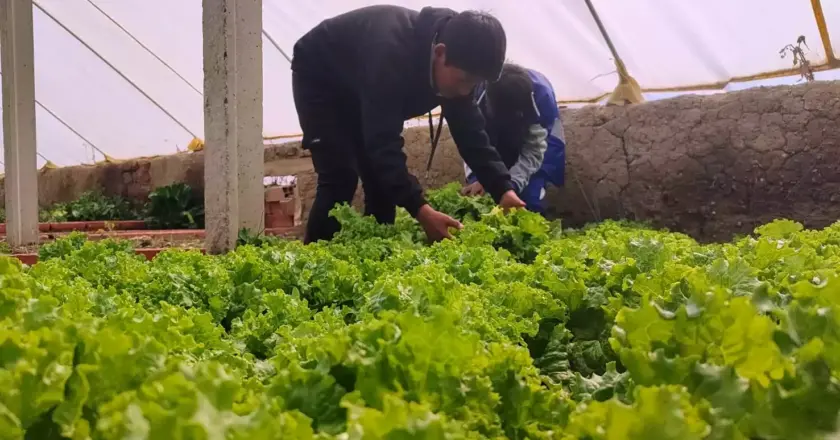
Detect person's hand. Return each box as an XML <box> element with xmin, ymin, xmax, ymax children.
<box><xmin>499</xmin><ymin>190</ymin><xmax>526</xmax><ymax>211</ymax></box>
<box><xmin>461</xmin><ymin>181</ymin><xmax>485</xmax><ymax>197</ymax></box>
<box><xmin>416</xmin><ymin>204</ymin><xmax>463</xmax><ymax>242</ymax></box>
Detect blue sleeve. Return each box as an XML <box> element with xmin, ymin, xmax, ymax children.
<box><xmin>539</xmin><ymin>105</ymin><xmax>558</xmax><ymax>133</ymax></box>
<box><xmin>528</xmin><ymin>70</ymin><xmax>565</xmax><ymax>186</ymax></box>
<box><xmin>526</xmin><ymin>69</ymin><xmax>558</xmax><ymax>131</ymax></box>
<box><xmin>540</xmin><ymin>120</ymin><xmax>566</xmax><ymax>187</ymax></box>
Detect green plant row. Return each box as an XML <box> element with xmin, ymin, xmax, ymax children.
<box><xmin>2</xmin><ymin>183</ymin><xmax>840</xmax><ymax>439</ymax></box>
<box><xmin>0</xmin><ymin>183</ymin><xmax>204</xmax><ymax>229</ymax></box>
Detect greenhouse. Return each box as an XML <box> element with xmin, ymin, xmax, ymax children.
<box><xmin>1</xmin><ymin>0</ymin><xmax>840</xmax><ymax>438</ymax></box>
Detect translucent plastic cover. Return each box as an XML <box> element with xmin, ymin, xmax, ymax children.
<box><xmin>0</xmin><ymin>0</ymin><xmax>835</xmax><ymax>167</ymax></box>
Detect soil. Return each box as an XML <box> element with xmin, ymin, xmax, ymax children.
<box><xmin>1</xmin><ymin>235</ymin><xmax>204</xmax><ymax>256</ymax></box>
<box><xmin>1</xmin><ymin>225</ymin><xmax>304</xmax><ymax>257</ymax></box>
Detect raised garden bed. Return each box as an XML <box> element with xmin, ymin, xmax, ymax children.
<box><xmin>8</xmin><ymin>182</ymin><xmax>840</xmax><ymax>438</ymax></box>
<box><xmin>0</xmin><ymin>181</ymin><xmax>304</xmax><ymax>264</ymax></box>
<box><xmin>3</xmin><ymin>225</ymin><xmax>303</xmax><ymax>265</ymax></box>
<box><xmin>0</xmin><ymin>220</ymin><xmax>148</xmax><ymax>234</ymax></box>
<box><xmin>12</xmin><ymin>248</ymin><xmax>197</xmax><ymax>266</ymax></box>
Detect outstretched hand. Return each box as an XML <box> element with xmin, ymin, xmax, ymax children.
<box><xmin>416</xmin><ymin>204</ymin><xmax>463</xmax><ymax>242</ymax></box>
<box><xmin>499</xmin><ymin>190</ymin><xmax>526</xmax><ymax>211</ymax></box>
<box><xmin>461</xmin><ymin>182</ymin><xmax>485</xmax><ymax>197</ymax></box>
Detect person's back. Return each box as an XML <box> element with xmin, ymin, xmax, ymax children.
<box><xmin>463</xmin><ymin>63</ymin><xmax>566</xmax><ymax>214</ymax></box>
<box><xmin>523</xmin><ymin>68</ymin><xmax>565</xmax><ymax>189</ymax></box>
<box><xmin>292</xmin><ymin>6</ymin><xmax>511</xmax><ymax>121</ymax></box>
<box><xmin>292</xmin><ymin>6</ymin><xmax>422</xmax><ymax>109</ymax></box>
<box><xmin>291</xmin><ymin>5</ymin><xmax>524</xmax><ymax>243</ymax></box>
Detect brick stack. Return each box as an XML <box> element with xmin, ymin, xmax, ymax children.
<box><xmin>264</xmin><ymin>183</ymin><xmax>301</xmax><ymax>228</ymax></box>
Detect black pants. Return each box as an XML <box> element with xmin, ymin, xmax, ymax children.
<box><xmin>292</xmin><ymin>72</ymin><xmax>396</xmax><ymax>244</ymax></box>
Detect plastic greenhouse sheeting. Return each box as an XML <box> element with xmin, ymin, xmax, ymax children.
<box><xmin>0</xmin><ymin>0</ymin><xmax>836</xmax><ymax>168</ymax></box>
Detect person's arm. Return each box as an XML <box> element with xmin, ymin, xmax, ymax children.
<box><xmin>441</xmin><ymin>96</ymin><xmax>514</xmax><ymax>202</ymax></box>
<box><xmin>508</xmin><ymin>123</ymin><xmax>548</xmax><ymax>191</ymax></box>
<box><xmin>509</xmin><ymin>82</ymin><xmax>560</xmax><ymax>190</ymax></box>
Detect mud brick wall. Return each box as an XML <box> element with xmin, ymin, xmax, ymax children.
<box><xmin>548</xmin><ymin>81</ymin><xmax>840</xmax><ymax>241</ymax></box>
<box><xmin>12</xmin><ymin>142</ymin><xmax>310</xmax><ymax>208</ymax></box>
<box><xmin>2</xmin><ymin>81</ymin><xmax>838</xmax><ymax>241</ymax></box>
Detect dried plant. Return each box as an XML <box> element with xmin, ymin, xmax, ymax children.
<box><xmin>780</xmin><ymin>35</ymin><xmax>815</xmax><ymax>82</ymax></box>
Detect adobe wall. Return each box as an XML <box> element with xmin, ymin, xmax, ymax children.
<box><xmin>550</xmin><ymin>81</ymin><xmax>840</xmax><ymax>241</ymax></box>
<box><xmin>3</xmin><ymin>81</ymin><xmax>838</xmax><ymax>241</ymax></box>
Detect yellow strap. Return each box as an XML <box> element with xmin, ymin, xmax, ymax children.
<box><xmin>39</xmin><ymin>160</ymin><xmax>58</xmax><ymax>170</ymax></box>
<box><xmin>188</xmin><ymin>137</ymin><xmax>205</xmax><ymax>152</ymax></box>
<box><xmin>103</xmin><ymin>154</ymin><xmax>123</xmax><ymax>164</ymax></box>
<box><xmin>607</xmin><ymin>71</ymin><xmax>644</xmax><ymax>106</ymax></box>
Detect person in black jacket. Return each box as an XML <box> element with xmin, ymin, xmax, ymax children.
<box><xmin>291</xmin><ymin>5</ymin><xmax>525</xmax><ymax>244</ymax></box>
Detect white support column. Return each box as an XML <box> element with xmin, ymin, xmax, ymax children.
<box><xmin>234</xmin><ymin>0</ymin><xmax>264</xmax><ymax>233</ymax></box>
<box><xmin>1</xmin><ymin>0</ymin><xmax>39</xmax><ymax>247</ymax></box>
<box><xmin>202</xmin><ymin>0</ymin><xmax>264</xmax><ymax>253</ymax></box>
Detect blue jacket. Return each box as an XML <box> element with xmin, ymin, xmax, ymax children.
<box><xmin>466</xmin><ymin>68</ymin><xmax>566</xmax><ymax>188</ymax></box>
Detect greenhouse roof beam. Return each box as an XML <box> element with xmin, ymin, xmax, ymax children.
<box><xmin>584</xmin><ymin>0</ymin><xmax>643</xmax><ymax>105</ymax></box>
<box><xmin>810</xmin><ymin>0</ymin><xmax>837</xmax><ymax>65</ymax></box>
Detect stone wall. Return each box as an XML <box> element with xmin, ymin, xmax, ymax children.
<box><xmin>2</xmin><ymin>81</ymin><xmax>838</xmax><ymax>241</ymax></box>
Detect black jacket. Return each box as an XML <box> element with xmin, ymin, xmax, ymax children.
<box><xmin>291</xmin><ymin>5</ymin><xmax>513</xmax><ymax>216</ymax></box>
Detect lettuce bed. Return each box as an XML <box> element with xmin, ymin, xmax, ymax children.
<box><xmin>2</xmin><ymin>184</ymin><xmax>840</xmax><ymax>439</ymax></box>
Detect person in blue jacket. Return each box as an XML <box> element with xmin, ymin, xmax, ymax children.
<box><xmin>461</xmin><ymin>63</ymin><xmax>565</xmax><ymax>215</ymax></box>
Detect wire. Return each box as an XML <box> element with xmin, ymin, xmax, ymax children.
<box><xmin>33</xmin><ymin>1</ymin><xmax>199</xmax><ymax>139</ymax></box>
<box><xmin>263</xmin><ymin>29</ymin><xmax>292</xmax><ymax>64</ymax></box>
<box><xmin>85</xmin><ymin>0</ymin><xmax>202</xmax><ymax>96</ymax></box>
<box><xmin>35</xmin><ymin>101</ymin><xmax>109</xmax><ymax>161</ymax></box>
